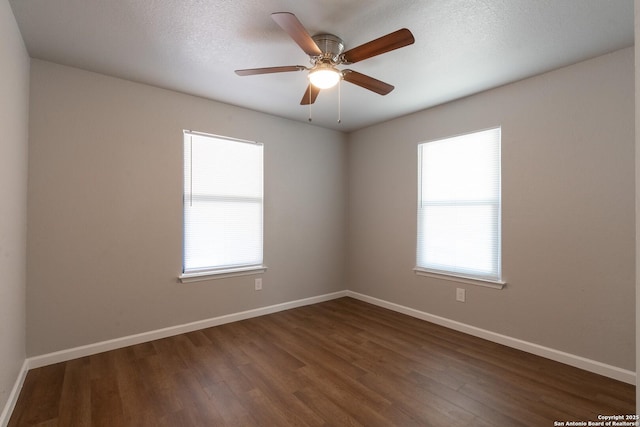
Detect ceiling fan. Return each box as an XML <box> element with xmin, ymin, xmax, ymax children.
<box><xmin>235</xmin><ymin>12</ymin><xmax>415</xmax><ymax>105</ymax></box>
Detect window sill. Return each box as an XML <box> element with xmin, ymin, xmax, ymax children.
<box><xmin>413</xmin><ymin>267</ymin><xmax>506</xmax><ymax>289</ymax></box>
<box><xmin>180</xmin><ymin>265</ymin><xmax>267</xmax><ymax>283</ymax></box>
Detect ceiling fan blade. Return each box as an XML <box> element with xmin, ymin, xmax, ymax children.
<box><xmin>342</xmin><ymin>28</ymin><xmax>415</xmax><ymax>64</ymax></box>
<box><xmin>300</xmin><ymin>84</ymin><xmax>321</xmax><ymax>105</ymax></box>
<box><xmin>342</xmin><ymin>70</ymin><xmax>394</xmax><ymax>95</ymax></box>
<box><xmin>271</xmin><ymin>12</ymin><xmax>322</xmax><ymax>57</ymax></box>
<box><xmin>235</xmin><ymin>65</ymin><xmax>306</xmax><ymax>76</ymax></box>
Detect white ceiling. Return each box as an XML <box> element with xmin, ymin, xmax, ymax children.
<box><xmin>9</xmin><ymin>0</ymin><xmax>634</xmax><ymax>132</ymax></box>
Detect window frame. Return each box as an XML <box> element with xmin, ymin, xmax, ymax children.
<box><xmin>179</xmin><ymin>130</ymin><xmax>266</xmax><ymax>283</ymax></box>
<box><xmin>414</xmin><ymin>127</ymin><xmax>505</xmax><ymax>289</ymax></box>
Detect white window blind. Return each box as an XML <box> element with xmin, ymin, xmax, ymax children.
<box><xmin>416</xmin><ymin>127</ymin><xmax>501</xmax><ymax>282</ymax></box>
<box><xmin>183</xmin><ymin>131</ymin><xmax>264</xmax><ymax>276</ymax></box>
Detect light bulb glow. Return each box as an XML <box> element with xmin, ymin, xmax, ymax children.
<box><xmin>308</xmin><ymin>66</ymin><xmax>341</xmax><ymax>89</ymax></box>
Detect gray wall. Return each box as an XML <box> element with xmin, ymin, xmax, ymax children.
<box><xmin>22</xmin><ymin>45</ymin><xmax>636</xmax><ymax>374</ymax></box>
<box><xmin>0</xmin><ymin>0</ymin><xmax>29</xmax><ymax>413</ymax></box>
<box><xmin>26</xmin><ymin>60</ymin><xmax>347</xmax><ymax>356</ymax></box>
<box><xmin>347</xmin><ymin>48</ymin><xmax>635</xmax><ymax>371</ymax></box>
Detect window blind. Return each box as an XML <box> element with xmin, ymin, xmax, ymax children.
<box><xmin>416</xmin><ymin>127</ymin><xmax>501</xmax><ymax>282</ymax></box>
<box><xmin>183</xmin><ymin>131</ymin><xmax>263</xmax><ymax>274</ymax></box>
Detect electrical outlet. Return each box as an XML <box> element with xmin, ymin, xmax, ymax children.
<box><xmin>456</xmin><ymin>288</ymin><xmax>466</xmax><ymax>302</ymax></box>
<box><xmin>255</xmin><ymin>278</ymin><xmax>262</xmax><ymax>291</ymax></box>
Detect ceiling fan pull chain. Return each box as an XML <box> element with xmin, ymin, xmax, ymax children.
<box><xmin>338</xmin><ymin>79</ymin><xmax>342</xmax><ymax>124</ymax></box>
<box><xmin>308</xmin><ymin>90</ymin><xmax>312</xmax><ymax>122</ymax></box>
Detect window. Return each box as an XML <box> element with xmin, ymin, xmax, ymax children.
<box><xmin>415</xmin><ymin>127</ymin><xmax>502</xmax><ymax>285</ymax></box>
<box><xmin>181</xmin><ymin>131</ymin><xmax>265</xmax><ymax>281</ymax></box>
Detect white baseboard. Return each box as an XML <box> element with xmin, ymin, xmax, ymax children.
<box><xmin>346</xmin><ymin>291</ymin><xmax>636</xmax><ymax>385</ymax></box>
<box><xmin>17</xmin><ymin>287</ymin><xmax>635</xmax><ymax>404</ymax></box>
<box><xmin>0</xmin><ymin>360</ymin><xmax>29</xmax><ymax>427</ymax></box>
<box><xmin>28</xmin><ymin>290</ymin><xmax>348</xmax><ymax>370</ymax></box>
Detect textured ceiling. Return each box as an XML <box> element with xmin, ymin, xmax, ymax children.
<box><xmin>9</xmin><ymin>0</ymin><xmax>634</xmax><ymax>132</ymax></box>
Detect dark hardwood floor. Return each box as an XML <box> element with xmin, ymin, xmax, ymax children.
<box><xmin>9</xmin><ymin>297</ymin><xmax>635</xmax><ymax>426</ymax></box>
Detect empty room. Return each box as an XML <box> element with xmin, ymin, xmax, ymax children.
<box><xmin>1</xmin><ymin>0</ymin><xmax>638</xmax><ymax>426</ymax></box>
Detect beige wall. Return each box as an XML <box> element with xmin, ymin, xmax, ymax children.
<box><xmin>348</xmin><ymin>48</ymin><xmax>635</xmax><ymax>370</ymax></box>
<box><xmin>0</xmin><ymin>0</ymin><xmax>29</xmax><ymax>414</ymax></box>
<box><xmin>26</xmin><ymin>60</ymin><xmax>347</xmax><ymax>356</ymax></box>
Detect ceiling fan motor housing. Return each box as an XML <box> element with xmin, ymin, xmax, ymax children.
<box><xmin>312</xmin><ymin>34</ymin><xmax>344</xmax><ymax>63</ymax></box>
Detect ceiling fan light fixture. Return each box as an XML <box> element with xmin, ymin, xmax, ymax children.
<box><xmin>308</xmin><ymin>64</ymin><xmax>341</xmax><ymax>89</ymax></box>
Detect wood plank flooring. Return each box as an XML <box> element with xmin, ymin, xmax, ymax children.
<box><xmin>9</xmin><ymin>297</ymin><xmax>635</xmax><ymax>426</ymax></box>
